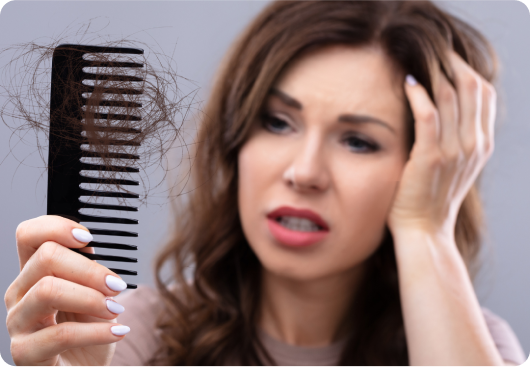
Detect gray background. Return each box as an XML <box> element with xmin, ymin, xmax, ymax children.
<box><xmin>0</xmin><ymin>1</ymin><xmax>528</xmax><ymax>365</ymax></box>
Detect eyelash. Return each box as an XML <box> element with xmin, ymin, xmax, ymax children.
<box><xmin>261</xmin><ymin>113</ymin><xmax>379</xmax><ymax>153</ymax></box>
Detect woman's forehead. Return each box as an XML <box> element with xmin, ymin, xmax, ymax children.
<box><xmin>272</xmin><ymin>45</ymin><xmax>407</xmax><ymax>126</ymax></box>
<box><xmin>275</xmin><ymin>45</ymin><xmax>402</xmax><ymax>103</ymax></box>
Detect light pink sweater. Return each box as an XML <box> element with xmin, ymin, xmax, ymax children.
<box><xmin>111</xmin><ymin>285</ymin><xmax>526</xmax><ymax>366</ymax></box>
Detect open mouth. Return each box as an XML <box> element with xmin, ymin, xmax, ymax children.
<box><xmin>275</xmin><ymin>216</ymin><xmax>324</xmax><ymax>232</ymax></box>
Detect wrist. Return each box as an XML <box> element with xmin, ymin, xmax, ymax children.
<box><xmin>390</xmin><ymin>225</ymin><xmax>466</xmax><ymax>280</ymax></box>
<box><xmin>388</xmin><ymin>221</ymin><xmax>456</xmax><ymax>246</ymax></box>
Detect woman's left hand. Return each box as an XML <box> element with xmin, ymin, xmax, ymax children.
<box><xmin>387</xmin><ymin>50</ymin><xmax>497</xmax><ymax>238</ymax></box>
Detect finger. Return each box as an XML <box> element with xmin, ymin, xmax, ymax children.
<box><xmin>5</xmin><ymin>241</ymin><xmax>126</xmax><ymax>310</ymax></box>
<box><xmin>404</xmin><ymin>74</ymin><xmax>440</xmax><ymax>154</ymax></box>
<box><xmin>433</xmin><ymin>65</ymin><xmax>460</xmax><ymax>160</ymax></box>
<box><xmin>481</xmin><ymin>80</ymin><xmax>497</xmax><ymax>157</ymax></box>
<box><xmin>7</xmin><ymin>276</ymin><xmax>124</xmax><ymax>335</ymax></box>
<box><xmin>448</xmin><ymin>51</ymin><xmax>484</xmax><ymax>156</ymax></box>
<box><xmin>10</xmin><ymin>322</ymin><xmax>129</xmax><ymax>366</ymax></box>
<box><xmin>16</xmin><ymin>215</ymin><xmax>93</xmax><ymax>271</ymax></box>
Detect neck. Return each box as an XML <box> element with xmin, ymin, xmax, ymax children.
<box><xmin>258</xmin><ymin>265</ymin><xmax>365</xmax><ymax>347</ymax></box>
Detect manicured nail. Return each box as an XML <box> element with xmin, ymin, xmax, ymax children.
<box><xmin>111</xmin><ymin>325</ymin><xmax>130</xmax><ymax>336</ymax></box>
<box><xmin>406</xmin><ymin>74</ymin><xmax>418</xmax><ymax>86</ymax></box>
<box><xmin>72</xmin><ymin>228</ymin><xmax>93</xmax><ymax>243</ymax></box>
<box><xmin>106</xmin><ymin>299</ymin><xmax>125</xmax><ymax>314</ymax></box>
<box><xmin>106</xmin><ymin>275</ymin><xmax>127</xmax><ymax>292</ymax></box>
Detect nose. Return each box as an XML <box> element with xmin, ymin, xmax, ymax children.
<box><xmin>283</xmin><ymin>137</ymin><xmax>327</xmax><ymax>191</ymax></box>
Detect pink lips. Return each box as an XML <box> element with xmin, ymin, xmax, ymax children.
<box><xmin>267</xmin><ymin>219</ymin><xmax>329</xmax><ymax>247</ymax></box>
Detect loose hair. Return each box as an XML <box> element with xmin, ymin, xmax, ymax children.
<box><xmin>152</xmin><ymin>1</ymin><xmax>499</xmax><ymax>365</ymax></box>
<box><xmin>0</xmin><ymin>23</ymin><xmax>197</xmax><ymax>205</ymax></box>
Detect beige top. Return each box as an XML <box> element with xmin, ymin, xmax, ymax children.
<box><xmin>111</xmin><ymin>285</ymin><xmax>526</xmax><ymax>366</ymax></box>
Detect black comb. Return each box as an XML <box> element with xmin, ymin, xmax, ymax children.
<box><xmin>46</xmin><ymin>44</ymin><xmax>144</xmax><ymax>289</ymax></box>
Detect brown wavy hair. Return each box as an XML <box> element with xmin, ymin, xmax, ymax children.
<box><xmin>151</xmin><ymin>1</ymin><xmax>499</xmax><ymax>365</ymax></box>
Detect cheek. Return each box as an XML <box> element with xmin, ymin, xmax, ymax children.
<box><xmin>333</xmin><ymin>158</ymin><xmax>404</xmax><ymax>248</ymax></box>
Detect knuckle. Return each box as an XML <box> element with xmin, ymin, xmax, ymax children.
<box><xmin>462</xmin><ymin>140</ymin><xmax>477</xmax><ymax>157</ymax></box>
<box><xmin>439</xmin><ymin>85</ymin><xmax>456</xmax><ymax>103</ymax></box>
<box><xmin>15</xmin><ymin>220</ymin><xmax>29</xmax><ymax>245</ymax></box>
<box><xmin>463</xmin><ymin>74</ymin><xmax>480</xmax><ymax>93</ymax></box>
<box><xmin>484</xmin><ymin>82</ymin><xmax>497</xmax><ymax>100</ymax></box>
<box><xmin>36</xmin><ymin>241</ymin><xmax>61</xmax><ymax>268</ymax></box>
<box><xmin>5</xmin><ymin>309</ymin><xmax>14</xmax><ymax>335</ymax></box>
<box><xmin>82</xmin><ymin>286</ymin><xmax>101</xmax><ymax>311</ymax></box>
<box><xmin>10</xmin><ymin>337</ymin><xmax>26</xmax><ymax>365</ymax></box>
<box><xmin>53</xmin><ymin>324</ymin><xmax>76</xmax><ymax>347</ymax></box>
<box><xmin>34</xmin><ymin>276</ymin><xmax>59</xmax><ymax>303</ymax></box>
<box><xmin>4</xmin><ymin>307</ymin><xmax>27</xmax><ymax>339</ymax></box>
<box><xmin>4</xmin><ymin>282</ymin><xmax>15</xmax><ymax>311</ymax></box>
<box><xmin>484</xmin><ymin>140</ymin><xmax>495</xmax><ymax>157</ymax></box>
<box><xmin>444</xmin><ymin>149</ymin><xmax>462</xmax><ymax>166</ymax></box>
<box><xmin>426</xmin><ymin>151</ymin><xmax>444</xmax><ymax>169</ymax></box>
<box><xmin>86</xmin><ymin>262</ymin><xmax>104</xmax><ymax>285</ymax></box>
<box><xmin>417</xmin><ymin>107</ymin><xmax>438</xmax><ymax>124</ymax></box>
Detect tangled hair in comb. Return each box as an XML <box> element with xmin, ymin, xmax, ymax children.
<box><xmin>0</xmin><ymin>22</ymin><xmax>198</xmax><ymax>206</ymax></box>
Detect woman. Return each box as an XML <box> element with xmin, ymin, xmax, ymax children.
<box><xmin>4</xmin><ymin>1</ymin><xmax>526</xmax><ymax>365</ymax></box>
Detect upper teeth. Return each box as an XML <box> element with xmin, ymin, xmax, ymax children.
<box><xmin>278</xmin><ymin>216</ymin><xmax>321</xmax><ymax>232</ymax></box>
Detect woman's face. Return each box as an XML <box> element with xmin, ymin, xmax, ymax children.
<box><xmin>238</xmin><ymin>45</ymin><xmax>410</xmax><ymax>282</ymax></box>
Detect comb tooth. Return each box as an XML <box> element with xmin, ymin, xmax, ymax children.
<box><xmin>78</xmin><ymin>213</ymin><xmax>138</xmax><ymax>224</ymax></box>
<box><xmin>86</xmin><ymin>228</ymin><xmax>138</xmax><ymax>237</ymax></box>
<box><xmin>79</xmin><ymin>188</ymin><xmax>139</xmax><ymax>199</ymax></box>
<box><xmin>108</xmin><ymin>268</ymin><xmax>138</xmax><ymax>276</ymax></box>
<box><xmin>86</xmin><ymin>241</ymin><xmax>137</xmax><ymax>251</ymax></box>
<box><xmin>73</xmin><ymin>250</ymin><xmax>137</xmax><ymax>263</ymax></box>
<box><xmin>84</xmin><ymin>60</ymin><xmax>144</xmax><ymax>68</ymax></box>
<box><xmin>79</xmin><ymin>200</ymin><xmax>138</xmax><ymax>212</ymax></box>
<box><xmin>62</xmin><ymin>44</ymin><xmax>143</xmax><ymax>55</ymax></box>
<box><xmin>83</xmin><ymin>73</ymin><xmax>144</xmax><ymax>82</ymax></box>
<box><xmin>81</xmin><ymin>151</ymin><xmax>140</xmax><ymax>160</ymax></box>
<box><xmin>89</xmin><ymin>113</ymin><xmax>141</xmax><ymax>121</ymax></box>
<box><xmin>80</xmin><ymin>137</ymin><xmax>141</xmax><ymax>147</ymax></box>
<box><xmin>81</xmin><ymin>98</ymin><xmax>142</xmax><ymax>109</ymax></box>
<box><xmin>81</xmin><ymin>163</ymin><xmax>140</xmax><ymax>173</ymax></box>
<box><xmin>83</xmin><ymin>85</ymin><xmax>142</xmax><ymax>95</ymax></box>
<box><xmin>80</xmin><ymin>175</ymin><xmax>139</xmax><ymax>186</ymax></box>
<box><xmin>84</xmin><ymin>126</ymin><xmax>141</xmax><ymax>134</ymax></box>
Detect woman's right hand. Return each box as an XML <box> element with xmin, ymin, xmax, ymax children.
<box><xmin>4</xmin><ymin>215</ymin><xmax>130</xmax><ymax>366</ymax></box>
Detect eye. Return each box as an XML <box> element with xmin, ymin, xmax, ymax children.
<box><xmin>345</xmin><ymin>136</ymin><xmax>379</xmax><ymax>152</ymax></box>
<box><xmin>262</xmin><ymin>113</ymin><xmax>289</xmax><ymax>131</ymax></box>
<box><xmin>262</xmin><ymin>113</ymin><xmax>379</xmax><ymax>153</ymax></box>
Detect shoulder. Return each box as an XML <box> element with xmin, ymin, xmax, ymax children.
<box><xmin>481</xmin><ymin>307</ymin><xmax>527</xmax><ymax>365</ymax></box>
<box><xmin>110</xmin><ymin>284</ymin><xmax>167</xmax><ymax>366</ymax></box>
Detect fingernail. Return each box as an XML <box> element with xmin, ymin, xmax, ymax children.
<box><xmin>111</xmin><ymin>325</ymin><xmax>130</xmax><ymax>336</ymax></box>
<box><xmin>406</xmin><ymin>74</ymin><xmax>418</xmax><ymax>86</ymax></box>
<box><xmin>106</xmin><ymin>275</ymin><xmax>127</xmax><ymax>292</ymax></box>
<box><xmin>106</xmin><ymin>299</ymin><xmax>125</xmax><ymax>314</ymax></box>
<box><xmin>72</xmin><ymin>228</ymin><xmax>93</xmax><ymax>243</ymax></box>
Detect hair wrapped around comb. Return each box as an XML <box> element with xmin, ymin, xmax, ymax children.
<box><xmin>0</xmin><ymin>30</ymin><xmax>197</xmax><ymax>205</ymax></box>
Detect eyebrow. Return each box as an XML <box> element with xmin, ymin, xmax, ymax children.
<box><xmin>269</xmin><ymin>88</ymin><xmax>396</xmax><ymax>135</ymax></box>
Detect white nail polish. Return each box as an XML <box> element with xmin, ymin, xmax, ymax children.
<box><xmin>406</xmin><ymin>74</ymin><xmax>418</xmax><ymax>86</ymax></box>
<box><xmin>106</xmin><ymin>275</ymin><xmax>127</xmax><ymax>292</ymax></box>
<box><xmin>106</xmin><ymin>299</ymin><xmax>125</xmax><ymax>314</ymax></box>
<box><xmin>72</xmin><ymin>228</ymin><xmax>93</xmax><ymax>243</ymax></box>
<box><xmin>111</xmin><ymin>325</ymin><xmax>130</xmax><ymax>336</ymax></box>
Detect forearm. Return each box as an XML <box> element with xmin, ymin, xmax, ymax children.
<box><xmin>392</xmin><ymin>229</ymin><xmax>503</xmax><ymax>366</ymax></box>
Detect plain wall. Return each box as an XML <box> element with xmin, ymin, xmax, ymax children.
<box><xmin>0</xmin><ymin>1</ymin><xmax>528</xmax><ymax>365</ymax></box>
